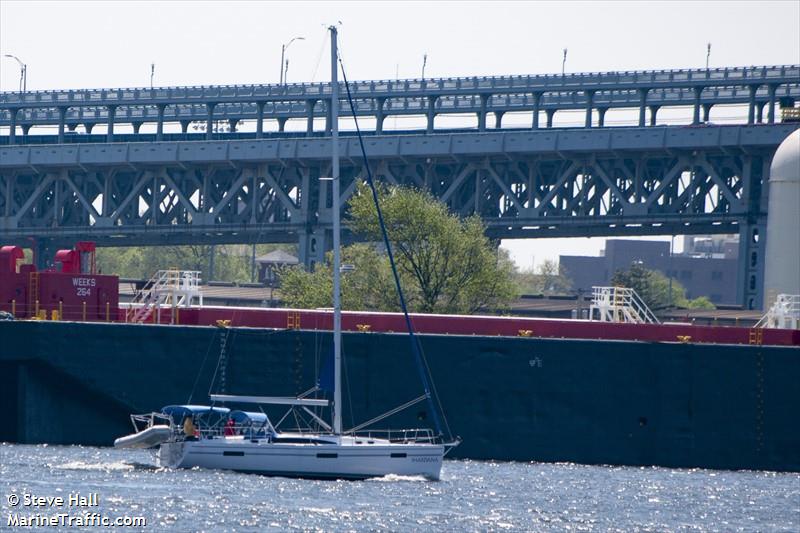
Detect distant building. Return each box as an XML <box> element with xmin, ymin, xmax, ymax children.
<box><xmin>256</xmin><ymin>250</ymin><xmax>299</xmax><ymax>285</ymax></box>
<box><xmin>560</xmin><ymin>237</ymin><xmax>739</xmax><ymax>305</ymax></box>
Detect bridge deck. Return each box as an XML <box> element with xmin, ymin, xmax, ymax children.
<box><xmin>1</xmin><ymin>65</ymin><xmax>797</xmax><ymax>134</ymax></box>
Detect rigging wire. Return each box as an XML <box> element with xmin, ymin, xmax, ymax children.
<box><xmin>205</xmin><ymin>326</ymin><xmax>287</xmax><ymax>402</ymax></box>
<box><xmin>336</xmin><ymin>49</ymin><xmax>453</xmax><ymax>441</ymax></box>
<box><xmin>207</xmin><ymin>327</ymin><xmax>234</xmax><ymax>399</ymax></box>
<box><xmin>309</xmin><ymin>27</ymin><xmax>329</xmax><ymax>83</ymax></box>
<box><xmin>187</xmin><ymin>326</ymin><xmax>225</xmax><ymax>404</ymax></box>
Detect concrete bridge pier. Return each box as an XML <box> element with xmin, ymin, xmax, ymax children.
<box><xmin>738</xmin><ymin>222</ymin><xmax>766</xmax><ymax>310</ymax></box>
<box><xmin>638</xmin><ymin>89</ymin><xmax>649</xmax><ymax>127</ymax></box>
<box><xmin>702</xmin><ymin>103</ymin><xmax>713</xmax><ymax>123</ymax></box>
<box><xmin>8</xmin><ymin>108</ymin><xmax>16</xmax><ymax>145</ymax></box>
<box><xmin>375</xmin><ymin>98</ymin><xmax>386</xmax><ymax>134</ymax></box>
<box><xmin>494</xmin><ymin>111</ymin><xmax>505</xmax><ymax>129</ymax></box>
<box><xmin>106</xmin><ymin>105</ymin><xmax>116</xmax><ymax>142</ymax></box>
<box><xmin>256</xmin><ymin>102</ymin><xmax>265</xmax><ymax>138</ymax></box>
<box><xmin>767</xmin><ymin>85</ymin><xmax>777</xmax><ymax>124</ymax></box>
<box><xmin>478</xmin><ymin>94</ymin><xmax>488</xmax><ymax>132</ymax></box>
<box><xmin>748</xmin><ymin>85</ymin><xmax>759</xmax><ymax>124</ymax></box>
<box><xmin>156</xmin><ymin>104</ymin><xmax>166</xmax><ymax>141</ymax></box>
<box><xmin>306</xmin><ymin>100</ymin><xmax>317</xmax><ymax>135</ymax></box>
<box><xmin>57</xmin><ymin>107</ymin><xmax>67</xmax><ymax>143</ymax></box>
<box><xmin>545</xmin><ymin>109</ymin><xmax>556</xmax><ymax>128</ymax></box>
<box><xmin>426</xmin><ymin>96</ymin><xmax>437</xmax><ymax>133</ymax></box>
<box><xmin>693</xmin><ymin>87</ymin><xmax>703</xmax><ymax>125</ymax></box>
<box><xmin>206</xmin><ymin>102</ymin><xmax>217</xmax><ymax>140</ymax></box>
<box><xmin>298</xmin><ymin>228</ymin><xmax>327</xmax><ymax>270</ymax></box>
<box><xmin>585</xmin><ymin>90</ymin><xmax>595</xmax><ymax>128</ymax></box>
<box><xmin>597</xmin><ymin>107</ymin><xmax>607</xmax><ymax>127</ymax></box>
<box><xmin>531</xmin><ymin>92</ymin><xmax>542</xmax><ymax>129</ymax></box>
<box><xmin>649</xmin><ymin>105</ymin><xmax>660</xmax><ymax>126</ymax></box>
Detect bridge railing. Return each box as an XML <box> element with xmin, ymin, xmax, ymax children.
<box><xmin>2</xmin><ymin>65</ymin><xmax>798</xmax><ymax>107</ymax></box>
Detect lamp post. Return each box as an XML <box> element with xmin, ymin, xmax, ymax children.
<box><xmin>4</xmin><ymin>54</ymin><xmax>27</xmax><ymax>92</ymax></box>
<box><xmin>150</xmin><ymin>63</ymin><xmax>155</xmax><ymax>89</ymax></box>
<box><xmin>706</xmin><ymin>43</ymin><xmax>711</xmax><ymax>70</ymax></box>
<box><xmin>421</xmin><ymin>53</ymin><xmax>427</xmax><ymax>79</ymax></box>
<box><xmin>562</xmin><ymin>48</ymin><xmax>567</xmax><ymax>76</ymax></box>
<box><xmin>280</xmin><ymin>36</ymin><xmax>305</xmax><ymax>85</ymax></box>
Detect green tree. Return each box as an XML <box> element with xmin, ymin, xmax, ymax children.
<box><xmin>514</xmin><ymin>259</ymin><xmax>573</xmax><ymax>295</ymax></box>
<box><xmin>282</xmin><ymin>183</ymin><xmax>518</xmax><ymax>314</ymax></box>
<box><xmin>280</xmin><ymin>244</ymin><xmax>402</xmax><ymax>311</ymax></box>
<box><xmin>611</xmin><ymin>262</ymin><xmax>715</xmax><ymax>311</ymax></box>
<box><xmin>96</xmin><ymin>243</ymin><xmax>297</xmax><ymax>283</ymax></box>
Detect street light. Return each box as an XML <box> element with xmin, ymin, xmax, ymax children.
<box><xmin>4</xmin><ymin>54</ymin><xmax>27</xmax><ymax>92</ymax></box>
<box><xmin>421</xmin><ymin>53</ymin><xmax>428</xmax><ymax>79</ymax></box>
<box><xmin>706</xmin><ymin>42</ymin><xmax>711</xmax><ymax>70</ymax></box>
<box><xmin>150</xmin><ymin>63</ymin><xmax>155</xmax><ymax>89</ymax></box>
<box><xmin>562</xmin><ymin>48</ymin><xmax>568</xmax><ymax>76</ymax></box>
<box><xmin>280</xmin><ymin>36</ymin><xmax>305</xmax><ymax>85</ymax></box>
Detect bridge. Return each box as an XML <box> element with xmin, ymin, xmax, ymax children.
<box><xmin>2</xmin><ymin>65</ymin><xmax>798</xmax><ymax>141</ymax></box>
<box><xmin>1</xmin><ymin>64</ymin><xmax>799</xmax><ymax>309</ymax></box>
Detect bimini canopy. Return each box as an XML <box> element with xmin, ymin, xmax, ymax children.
<box><xmin>161</xmin><ymin>405</ymin><xmax>230</xmax><ymax>424</ymax></box>
<box><xmin>229</xmin><ymin>410</ymin><xmax>274</xmax><ymax>436</ymax></box>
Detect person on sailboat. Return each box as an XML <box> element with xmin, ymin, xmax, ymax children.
<box><xmin>183</xmin><ymin>415</ymin><xmax>197</xmax><ymax>440</ymax></box>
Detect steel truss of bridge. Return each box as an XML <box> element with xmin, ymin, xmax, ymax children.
<box><xmin>1</xmin><ymin>123</ymin><xmax>797</xmax><ymax>308</ymax></box>
<box><xmin>1</xmin><ymin>65</ymin><xmax>798</xmax><ymax>143</ymax></box>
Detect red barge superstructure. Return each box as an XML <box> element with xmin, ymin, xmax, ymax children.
<box><xmin>0</xmin><ymin>242</ymin><xmax>797</xmax><ymax>347</ymax></box>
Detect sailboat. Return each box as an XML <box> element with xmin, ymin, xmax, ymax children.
<box><xmin>114</xmin><ymin>27</ymin><xmax>459</xmax><ymax>480</ymax></box>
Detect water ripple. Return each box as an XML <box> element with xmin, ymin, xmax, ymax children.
<box><xmin>1</xmin><ymin>444</ymin><xmax>798</xmax><ymax>532</ymax></box>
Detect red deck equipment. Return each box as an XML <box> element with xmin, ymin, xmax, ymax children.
<box><xmin>0</xmin><ymin>242</ymin><xmax>118</xmax><ymax>321</ymax></box>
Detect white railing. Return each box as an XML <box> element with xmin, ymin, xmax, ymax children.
<box><xmin>589</xmin><ymin>286</ymin><xmax>660</xmax><ymax>324</ymax></box>
<box><xmin>755</xmin><ymin>294</ymin><xmax>800</xmax><ymax>330</ymax></box>
<box><xmin>348</xmin><ymin>428</ymin><xmax>437</xmax><ymax>445</ymax></box>
<box><xmin>125</xmin><ymin>270</ymin><xmax>203</xmax><ymax>324</ymax></box>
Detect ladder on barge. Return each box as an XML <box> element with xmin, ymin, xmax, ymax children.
<box><xmin>125</xmin><ymin>270</ymin><xmax>203</xmax><ymax>324</ymax></box>
<box><xmin>755</xmin><ymin>294</ymin><xmax>800</xmax><ymax>330</ymax></box>
<box><xmin>589</xmin><ymin>286</ymin><xmax>660</xmax><ymax>324</ymax></box>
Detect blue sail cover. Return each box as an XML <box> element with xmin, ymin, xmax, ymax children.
<box><xmin>229</xmin><ymin>410</ymin><xmax>270</xmax><ymax>427</ymax></box>
<box><xmin>229</xmin><ymin>410</ymin><xmax>273</xmax><ymax>437</ymax></box>
<box><xmin>161</xmin><ymin>405</ymin><xmax>230</xmax><ymax>424</ymax></box>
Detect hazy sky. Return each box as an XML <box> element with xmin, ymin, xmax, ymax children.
<box><xmin>1</xmin><ymin>1</ymin><xmax>798</xmax><ymax>267</ymax></box>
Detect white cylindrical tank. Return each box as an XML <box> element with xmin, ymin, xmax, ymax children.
<box><xmin>763</xmin><ymin>129</ymin><xmax>800</xmax><ymax>309</ymax></box>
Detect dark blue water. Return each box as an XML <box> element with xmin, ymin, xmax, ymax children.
<box><xmin>1</xmin><ymin>444</ymin><xmax>797</xmax><ymax>532</ymax></box>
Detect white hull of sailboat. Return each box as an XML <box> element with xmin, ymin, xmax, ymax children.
<box><xmin>157</xmin><ymin>438</ymin><xmax>444</xmax><ymax>480</ymax></box>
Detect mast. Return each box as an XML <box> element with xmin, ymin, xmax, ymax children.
<box><xmin>330</xmin><ymin>25</ymin><xmax>342</xmax><ymax>436</ymax></box>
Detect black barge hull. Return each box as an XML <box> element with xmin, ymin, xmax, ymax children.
<box><xmin>1</xmin><ymin>320</ymin><xmax>797</xmax><ymax>472</ymax></box>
